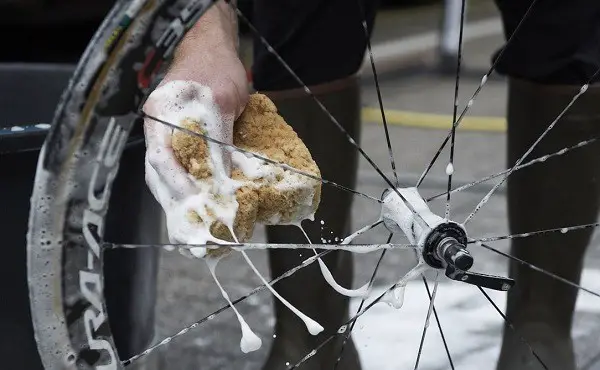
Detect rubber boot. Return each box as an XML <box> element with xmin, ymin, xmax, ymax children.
<box><xmin>497</xmin><ymin>78</ymin><xmax>600</xmax><ymax>370</ymax></box>
<box><xmin>261</xmin><ymin>76</ymin><xmax>362</xmax><ymax>370</ymax></box>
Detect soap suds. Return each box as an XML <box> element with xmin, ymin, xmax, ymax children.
<box><xmin>296</xmin><ymin>223</ymin><xmax>370</xmax><ymax>298</ymax></box>
<box><xmin>240</xmin><ymin>250</ymin><xmax>324</xmax><ymax>335</ymax></box>
<box><xmin>206</xmin><ymin>257</ymin><xmax>262</xmax><ymax>353</ymax></box>
<box><xmin>144</xmin><ymin>82</ymin><xmax>327</xmax><ymax>341</ymax></box>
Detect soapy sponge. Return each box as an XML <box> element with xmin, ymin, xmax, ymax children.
<box><xmin>172</xmin><ymin>93</ymin><xmax>321</xmax><ymax>243</ymax></box>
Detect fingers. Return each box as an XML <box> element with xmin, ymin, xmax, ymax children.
<box><xmin>145</xmin><ymin>145</ymin><xmax>196</xmax><ymax>201</ymax></box>
<box><xmin>142</xmin><ymin>80</ymin><xmax>245</xmax><ymax>244</ymax></box>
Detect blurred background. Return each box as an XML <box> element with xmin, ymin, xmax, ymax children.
<box><xmin>3</xmin><ymin>0</ymin><xmax>600</xmax><ymax>369</ymax></box>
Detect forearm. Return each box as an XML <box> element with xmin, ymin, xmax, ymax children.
<box><xmin>173</xmin><ymin>0</ymin><xmax>238</xmax><ymax>65</ymax></box>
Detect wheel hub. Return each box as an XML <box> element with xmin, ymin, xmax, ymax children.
<box><xmin>381</xmin><ymin>187</ymin><xmax>514</xmax><ymax>291</ymax></box>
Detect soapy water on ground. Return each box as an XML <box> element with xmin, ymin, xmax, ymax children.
<box><xmin>351</xmin><ymin>268</ymin><xmax>600</xmax><ymax>370</ymax></box>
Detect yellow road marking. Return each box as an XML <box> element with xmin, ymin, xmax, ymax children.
<box><xmin>362</xmin><ymin>107</ymin><xmax>507</xmax><ymax>133</ymax></box>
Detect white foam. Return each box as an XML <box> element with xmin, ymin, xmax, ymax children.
<box><xmin>145</xmin><ymin>81</ymin><xmax>327</xmax><ymax>339</ymax></box>
<box><xmin>382</xmin><ymin>263</ymin><xmax>428</xmax><ymax>309</ymax></box>
<box><xmin>145</xmin><ymin>81</ymin><xmax>242</xmax><ymax>245</ymax></box>
<box><xmin>205</xmin><ymin>257</ymin><xmax>262</xmax><ymax>353</ymax></box>
<box><xmin>380</xmin><ymin>187</ymin><xmax>448</xmax><ymax>246</ymax></box>
<box><xmin>231</xmin><ymin>151</ymin><xmax>278</xmax><ymax>181</ymax></box>
<box><xmin>296</xmin><ymin>224</ymin><xmax>370</xmax><ymax>298</ymax></box>
<box><xmin>239</xmin><ymin>250</ymin><xmax>324</xmax><ymax>335</ymax></box>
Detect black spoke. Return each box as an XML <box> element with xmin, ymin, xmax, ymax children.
<box><xmin>229</xmin><ymin>3</ymin><xmax>397</xmax><ymax>190</ymax></box>
<box><xmin>464</xmin><ymin>70</ymin><xmax>600</xmax><ymax>225</ymax></box>
<box><xmin>416</xmin><ymin>0</ymin><xmax>541</xmax><ymax>188</ymax></box>
<box><xmin>469</xmin><ymin>222</ymin><xmax>600</xmax><ymax>244</ymax></box>
<box><xmin>444</xmin><ymin>0</ymin><xmax>467</xmax><ymax>219</ymax></box>
<box><xmin>141</xmin><ymin>112</ymin><xmax>382</xmax><ymax>203</ymax></box>
<box><xmin>414</xmin><ymin>277</ymin><xmax>440</xmax><ymax>369</ymax></box>
<box><xmin>105</xmin><ymin>242</ymin><xmax>417</xmax><ymax>252</ymax></box>
<box><xmin>333</xmin><ymin>233</ymin><xmax>392</xmax><ymax>370</ymax></box>
<box><xmin>123</xmin><ymin>249</ymin><xmax>333</xmax><ymax>366</ymax></box>
<box><xmin>229</xmin><ymin>2</ymin><xmax>432</xmax><ymax>228</ymax></box>
<box><xmin>289</xmin><ymin>264</ymin><xmax>427</xmax><ymax>369</ymax></box>
<box><xmin>288</xmin><ymin>282</ymin><xmax>399</xmax><ymax>369</ymax></box>
<box><xmin>357</xmin><ymin>0</ymin><xmax>399</xmax><ymax>186</ymax></box>
<box><xmin>427</xmin><ymin>136</ymin><xmax>600</xmax><ymax>202</ymax></box>
<box><xmin>473</xmin><ymin>242</ymin><xmax>600</xmax><ymax>298</ymax></box>
<box><xmin>421</xmin><ymin>277</ymin><xmax>455</xmax><ymax>370</ymax></box>
<box><xmin>478</xmin><ymin>286</ymin><xmax>549</xmax><ymax>369</ymax></box>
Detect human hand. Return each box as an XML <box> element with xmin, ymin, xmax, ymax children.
<box><xmin>143</xmin><ymin>1</ymin><xmax>249</xmax><ymax>244</ymax></box>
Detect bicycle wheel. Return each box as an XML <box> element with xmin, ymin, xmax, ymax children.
<box><xmin>26</xmin><ymin>0</ymin><xmax>600</xmax><ymax>369</ymax></box>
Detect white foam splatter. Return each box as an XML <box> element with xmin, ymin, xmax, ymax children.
<box><xmin>205</xmin><ymin>257</ymin><xmax>262</xmax><ymax>353</ymax></box>
<box><xmin>240</xmin><ymin>250</ymin><xmax>324</xmax><ymax>335</ymax></box>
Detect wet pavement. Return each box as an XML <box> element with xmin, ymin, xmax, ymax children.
<box><xmin>146</xmin><ymin>3</ymin><xmax>600</xmax><ymax>370</ymax></box>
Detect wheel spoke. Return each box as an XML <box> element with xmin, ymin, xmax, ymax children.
<box><xmin>289</xmin><ymin>263</ymin><xmax>427</xmax><ymax>369</ymax></box>
<box><xmin>414</xmin><ymin>275</ymin><xmax>440</xmax><ymax>370</ymax></box>
<box><xmin>122</xmin><ymin>249</ymin><xmax>333</xmax><ymax>366</ymax></box>
<box><xmin>141</xmin><ymin>112</ymin><xmax>382</xmax><ymax>203</ymax></box>
<box><xmin>357</xmin><ymin>0</ymin><xmax>399</xmax><ymax>186</ymax></box>
<box><xmin>421</xmin><ymin>276</ymin><xmax>455</xmax><ymax>370</ymax></box>
<box><xmin>477</xmin><ymin>286</ymin><xmax>549</xmax><ymax>369</ymax></box>
<box><xmin>469</xmin><ymin>222</ymin><xmax>600</xmax><ymax>244</ymax></box>
<box><xmin>333</xmin><ymin>233</ymin><xmax>393</xmax><ymax>370</ymax></box>
<box><xmin>229</xmin><ymin>2</ymin><xmax>398</xmax><ymax>193</ymax></box>
<box><xmin>416</xmin><ymin>0</ymin><xmax>541</xmax><ymax>188</ymax></box>
<box><xmin>463</xmin><ymin>73</ymin><xmax>600</xmax><ymax>225</ymax></box>
<box><xmin>104</xmin><ymin>242</ymin><xmax>416</xmax><ymax>253</ymax></box>
<box><xmin>229</xmin><ymin>2</ymin><xmax>435</xmax><ymax>228</ymax></box>
<box><xmin>473</xmin><ymin>242</ymin><xmax>600</xmax><ymax>298</ymax></box>
<box><xmin>288</xmin><ymin>284</ymin><xmax>396</xmax><ymax>369</ymax></box>
<box><xmin>444</xmin><ymin>0</ymin><xmax>467</xmax><ymax>219</ymax></box>
<box><xmin>427</xmin><ymin>136</ymin><xmax>600</xmax><ymax>202</ymax></box>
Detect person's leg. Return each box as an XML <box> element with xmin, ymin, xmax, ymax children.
<box><xmin>251</xmin><ymin>1</ymin><xmax>377</xmax><ymax>369</ymax></box>
<box><xmin>493</xmin><ymin>1</ymin><xmax>600</xmax><ymax>369</ymax></box>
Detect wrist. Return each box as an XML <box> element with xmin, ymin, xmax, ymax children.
<box><xmin>183</xmin><ymin>0</ymin><xmax>238</xmax><ymax>53</ymax></box>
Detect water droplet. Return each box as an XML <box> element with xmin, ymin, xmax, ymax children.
<box><xmin>561</xmin><ymin>228</ymin><xmax>568</xmax><ymax>234</ymax></box>
<box><xmin>445</xmin><ymin>163</ymin><xmax>454</xmax><ymax>176</ymax></box>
